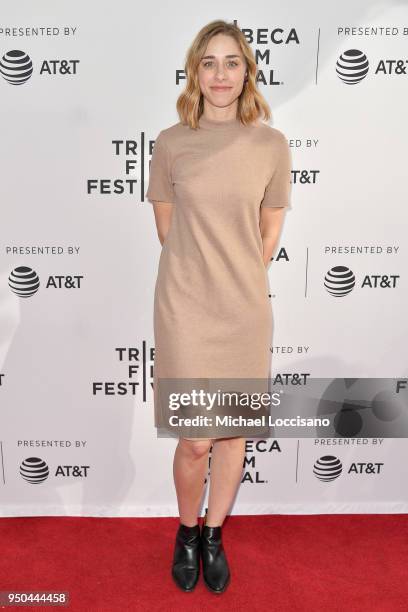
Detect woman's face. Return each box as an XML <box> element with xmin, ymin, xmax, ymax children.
<box><xmin>197</xmin><ymin>33</ymin><xmax>247</xmax><ymax>112</ymax></box>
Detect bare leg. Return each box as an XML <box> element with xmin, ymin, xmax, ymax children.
<box><xmin>173</xmin><ymin>437</ymin><xmax>213</xmax><ymax>527</ymax></box>
<box><xmin>206</xmin><ymin>437</ymin><xmax>246</xmax><ymax>527</ymax></box>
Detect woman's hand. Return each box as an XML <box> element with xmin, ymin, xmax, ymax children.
<box><xmin>152</xmin><ymin>201</ymin><xmax>174</xmax><ymax>246</ymax></box>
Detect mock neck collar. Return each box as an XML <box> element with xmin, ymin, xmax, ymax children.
<box><xmin>198</xmin><ymin>115</ymin><xmax>243</xmax><ymax>131</ymax></box>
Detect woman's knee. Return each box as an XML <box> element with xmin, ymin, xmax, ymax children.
<box><xmin>179</xmin><ymin>438</ymin><xmax>213</xmax><ymax>459</ymax></box>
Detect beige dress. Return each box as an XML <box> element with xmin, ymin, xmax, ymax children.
<box><xmin>146</xmin><ymin>115</ymin><xmax>292</xmax><ymax>434</ymax></box>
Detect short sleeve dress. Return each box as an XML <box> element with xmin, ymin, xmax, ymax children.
<box><xmin>146</xmin><ymin>115</ymin><xmax>292</xmax><ymax>433</ymax></box>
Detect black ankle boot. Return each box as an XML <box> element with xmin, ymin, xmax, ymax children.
<box><xmin>201</xmin><ymin>524</ymin><xmax>230</xmax><ymax>593</ymax></box>
<box><xmin>171</xmin><ymin>523</ymin><xmax>200</xmax><ymax>592</ymax></box>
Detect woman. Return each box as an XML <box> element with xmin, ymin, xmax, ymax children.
<box><xmin>146</xmin><ymin>19</ymin><xmax>292</xmax><ymax>594</ymax></box>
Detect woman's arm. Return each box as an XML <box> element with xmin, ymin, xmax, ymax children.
<box><xmin>259</xmin><ymin>206</ymin><xmax>287</xmax><ymax>268</ymax></box>
<box><xmin>152</xmin><ymin>201</ymin><xmax>174</xmax><ymax>246</ymax></box>
<box><xmin>146</xmin><ymin>130</ymin><xmax>175</xmax><ymax>245</ymax></box>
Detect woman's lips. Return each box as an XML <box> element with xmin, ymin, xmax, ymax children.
<box><xmin>211</xmin><ymin>86</ymin><xmax>232</xmax><ymax>91</ymax></box>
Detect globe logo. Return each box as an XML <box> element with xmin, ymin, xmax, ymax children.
<box><xmin>0</xmin><ymin>50</ymin><xmax>33</xmax><ymax>85</ymax></box>
<box><xmin>313</xmin><ymin>455</ymin><xmax>342</xmax><ymax>482</ymax></box>
<box><xmin>8</xmin><ymin>266</ymin><xmax>40</xmax><ymax>297</ymax></box>
<box><xmin>336</xmin><ymin>49</ymin><xmax>369</xmax><ymax>84</ymax></box>
<box><xmin>20</xmin><ymin>457</ymin><xmax>49</xmax><ymax>484</ymax></box>
<box><xmin>324</xmin><ymin>266</ymin><xmax>355</xmax><ymax>297</ymax></box>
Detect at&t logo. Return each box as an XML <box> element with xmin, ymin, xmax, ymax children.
<box><xmin>336</xmin><ymin>48</ymin><xmax>408</xmax><ymax>84</ymax></box>
<box><xmin>324</xmin><ymin>266</ymin><xmax>399</xmax><ymax>296</ymax></box>
<box><xmin>336</xmin><ymin>49</ymin><xmax>369</xmax><ymax>84</ymax></box>
<box><xmin>20</xmin><ymin>457</ymin><xmax>49</xmax><ymax>483</ymax></box>
<box><xmin>313</xmin><ymin>455</ymin><xmax>384</xmax><ymax>481</ymax></box>
<box><xmin>8</xmin><ymin>266</ymin><xmax>84</xmax><ymax>297</ymax></box>
<box><xmin>19</xmin><ymin>457</ymin><xmax>90</xmax><ymax>483</ymax></box>
<box><xmin>0</xmin><ymin>49</ymin><xmax>80</xmax><ymax>85</ymax></box>
<box><xmin>313</xmin><ymin>455</ymin><xmax>342</xmax><ymax>481</ymax></box>
<box><xmin>0</xmin><ymin>50</ymin><xmax>33</xmax><ymax>84</ymax></box>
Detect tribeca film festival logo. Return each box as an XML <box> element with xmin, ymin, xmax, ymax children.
<box><xmin>19</xmin><ymin>457</ymin><xmax>90</xmax><ymax>484</ymax></box>
<box><xmin>92</xmin><ymin>344</ymin><xmax>154</xmax><ymax>403</ymax></box>
<box><xmin>324</xmin><ymin>266</ymin><xmax>400</xmax><ymax>297</ymax></box>
<box><xmin>0</xmin><ymin>49</ymin><xmax>79</xmax><ymax>85</ymax></box>
<box><xmin>336</xmin><ymin>49</ymin><xmax>408</xmax><ymax>84</ymax></box>
<box><xmin>8</xmin><ymin>266</ymin><xmax>83</xmax><ymax>297</ymax></box>
<box><xmin>313</xmin><ymin>455</ymin><xmax>384</xmax><ymax>481</ymax></box>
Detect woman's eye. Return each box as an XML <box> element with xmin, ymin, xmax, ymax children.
<box><xmin>202</xmin><ymin>61</ymin><xmax>239</xmax><ymax>68</ymax></box>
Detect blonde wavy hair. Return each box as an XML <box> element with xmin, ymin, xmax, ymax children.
<box><xmin>176</xmin><ymin>19</ymin><xmax>271</xmax><ymax>129</ymax></box>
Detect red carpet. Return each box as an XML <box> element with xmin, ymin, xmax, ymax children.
<box><xmin>0</xmin><ymin>514</ymin><xmax>407</xmax><ymax>611</ymax></box>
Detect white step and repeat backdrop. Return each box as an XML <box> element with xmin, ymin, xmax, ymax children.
<box><xmin>1</xmin><ymin>1</ymin><xmax>407</xmax><ymax>516</ymax></box>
